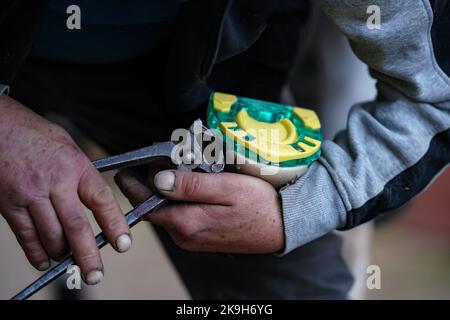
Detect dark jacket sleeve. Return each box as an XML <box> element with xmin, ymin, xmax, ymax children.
<box><xmin>0</xmin><ymin>0</ymin><xmax>47</xmax><ymax>85</ymax></box>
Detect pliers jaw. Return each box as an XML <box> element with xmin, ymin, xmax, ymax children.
<box><xmin>93</xmin><ymin>120</ymin><xmax>224</xmax><ymax>174</ymax></box>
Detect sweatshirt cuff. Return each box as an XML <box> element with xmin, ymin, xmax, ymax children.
<box><xmin>278</xmin><ymin>160</ymin><xmax>347</xmax><ymax>254</ymax></box>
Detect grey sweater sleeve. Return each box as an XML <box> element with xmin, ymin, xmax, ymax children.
<box><xmin>280</xmin><ymin>0</ymin><xmax>450</xmax><ymax>253</ymax></box>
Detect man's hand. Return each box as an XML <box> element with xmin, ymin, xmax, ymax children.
<box><xmin>116</xmin><ymin>169</ymin><xmax>285</xmax><ymax>253</ymax></box>
<box><xmin>0</xmin><ymin>95</ymin><xmax>131</xmax><ymax>284</ymax></box>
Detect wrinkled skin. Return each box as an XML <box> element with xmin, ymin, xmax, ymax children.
<box><xmin>116</xmin><ymin>167</ymin><xmax>285</xmax><ymax>254</ymax></box>
<box><xmin>0</xmin><ymin>95</ymin><xmax>130</xmax><ymax>284</ymax></box>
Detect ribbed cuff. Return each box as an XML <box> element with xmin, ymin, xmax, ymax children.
<box><xmin>278</xmin><ymin>161</ymin><xmax>347</xmax><ymax>254</ymax></box>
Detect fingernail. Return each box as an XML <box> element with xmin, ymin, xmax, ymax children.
<box><xmin>37</xmin><ymin>260</ymin><xmax>50</xmax><ymax>271</ymax></box>
<box><xmin>154</xmin><ymin>170</ymin><xmax>175</xmax><ymax>191</ymax></box>
<box><xmin>116</xmin><ymin>234</ymin><xmax>132</xmax><ymax>253</ymax></box>
<box><xmin>86</xmin><ymin>270</ymin><xmax>103</xmax><ymax>285</ymax></box>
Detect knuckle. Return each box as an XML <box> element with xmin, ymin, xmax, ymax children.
<box><xmin>49</xmin><ymin>122</ymin><xmax>68</xmax><ymax>137</ymax></box>
<box><xmin>41</xmin><ymin>229</ymin><xmax>63</xmax><ymax>245</ymax></box>
<box><xmin>181</xmin><ymin>174</ymin><xmax>202</xmax><ymax>198</ymax></box>
<box><xmin>4</xmin><ymin>191</ymin><xmax>27</xmax><ymax>209</ymax></box>
<box><xmin>64</xmin><ymin>214</ymin><xmax>90</xmax><ymax>234</ymax></box>
<box><xmin>27</xmin><ymin>196</ymin><xmax>48</xmax><ymax>209</ymax></box>
<box><xmin>76</xmin><ymin>250</ymin><xmax>99</xmax><ymax>265</ymax></box>
<box><xmin>172</xmin><ymin>221</ymin><xmax>192</xmax><ymax>239</ymax></box>
<box><xmin>66</xmin><ymin>152</ymin><xmax>89</xmax><ymax>175</ymax></box>
<box><xmin>106</xmin><ymin>214</ymin><xmax>125</xmax><ymax>232</ymax></box>
<box><xmin>52</xmin><ymin>136</ymin><xmax>82</xmax><ymax>161</ymax></box>
<box><xmin>89</xmin><ymin>185</ymin><xmax>116</xmax><ymax>209</ymax></box>
<box><xmin>50</xmin><ymin>153</ymin><xmax>87</xmax><ymax>185</ymax></box>
<box><xmin>28</xmin><ymin>171</ymin><xmax>47</xmax><ymax>190</ymax></box>
<box><xmin>71</xmin><ymin>152</ymin><xmax>88</xmax><ymax>169</ymax></box>
<box><xmin>16</xmin><ymin>227</ymin><xmax>38</xmax><ymax>244</ymax></box>
<box><xmin>172</xmin><ymin>222</ymin><xmax>200</xmax><ymax>244</ymax></box>
<box><xmin>25</xmin><ymin>192</ymin><xmax>49</xmax><ymax>214</ymax></box>
<box><xmin>173</xmin><ymin>236</ymin><xmax>197</xmax><ymax>252</ymax></box>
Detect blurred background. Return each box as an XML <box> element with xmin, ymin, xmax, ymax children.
<box><xmin>1</xmin><ymin>4</ymin><xmax>449</xmax><ymax>300</ymax></box>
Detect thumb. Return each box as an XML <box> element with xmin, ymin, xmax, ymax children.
<box><xmin>153</xmin><ymin>170</ymin><xmax>230</xmax><ymax>204</ymax></box>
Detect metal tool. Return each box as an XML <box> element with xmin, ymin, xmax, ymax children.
<box><xmin>11</xmin><ymin>92</ymin><xmax>323</xmax><ymax>300</ymax></box>
<box><xmin>11</xmin><ymin>121</ymin><xmax>224</xmax><ymax>300</ymax></box>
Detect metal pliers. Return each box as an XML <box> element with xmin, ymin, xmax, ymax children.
<box><xmin>12</xmin><ymin>121</ymin><xmax>224</xmax><ymax>300</ymax></box>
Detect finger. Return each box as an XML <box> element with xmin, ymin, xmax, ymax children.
<box><xmin>27</xmin><ymin>198</ymin><xmax>67</xmax><ymax>260</ymax></box>
<box><xmin>153</xmin><ymin>170</ymin><xmax>235</xmax><ymax>205</ymax></box>
<box><xmin>146</xmin><ymin>202</ymin><xmax>188</xmax><ymax>227</ymax></box>
<box><xmin>148</xmin><ymin>202</ymin><xmax>216</xmax><ymax>226</ymax></box>
<box><xmin>114</xmin><ymin>170</ymin><xmax>153</xmax><ymax>206</ymax></box>
<box><xmin>4</xmin><ymin>208</ymin><xmax>50</xmax><ymax>271</ymax></box>
<box><xmin>148</xmin><ymin>203</ymin><xmax>205</xmax><ymax>235</ymax></box>
<box><xmin>146</xmin><ymin>158</ymin><xmax>175</xmax><ymax>191</ymax></box>
<box><xmin>148</xmin><ymin>203</ymin><xmax>226</xmax><ymax>252</ymax></box>
<box><xmin>51</xmin><ymin>188</ymin><xmax>103</xmax><ymax>285</ymax></box>
<box><xmin>79</xmin><ymin>165</ymin><xmax>131</xmax><ymax>253</ymax></box>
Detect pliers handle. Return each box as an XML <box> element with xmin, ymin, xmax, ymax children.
<box><xmin>12</xmin><ymin>120</ymin><xmax>224</xmax><ymax>300</ymax></box>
